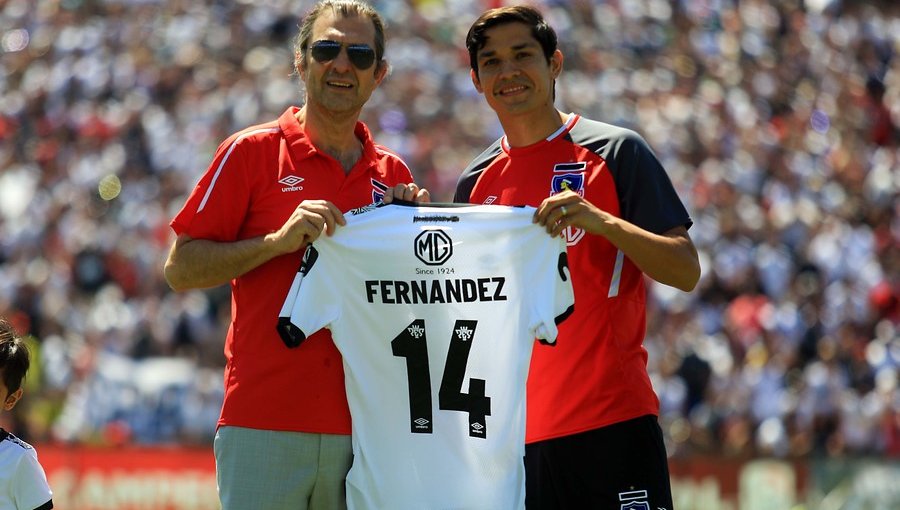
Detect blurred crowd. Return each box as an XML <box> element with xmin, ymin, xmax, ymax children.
<box><xmin>0</xmin><ymin>0</ymin><xmax>897</xmax><ymax>460</ymax></box>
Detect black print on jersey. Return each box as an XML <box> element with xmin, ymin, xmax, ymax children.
<box><xmin>299</xmin><ymin>245</ymin><xmax>319</xmax><ymax>275</ymax></box>
<box><xmin>414</xmin><ymin>229</ymin><xmax>453</xmax><ymax>265</ymax></box>
<box><xmin>392</xmin><ymin>319</ymin><xmax>491</xmax><ymax>438</ymax></box>
<box><xmin>412</xmin><ymin>215</ymin><xmax>461</xmax><ymax>223</ymax></box>
<box><xmin>557</xmin><ymin>252</ymin><xmax>569</xmax><ymax>281</ymax></box>
<box><xmin>552</xmin><ymin>162</ymin><xmax>587</xmax><ymax>173</ymax></box>
<box><xmin>365</xmin><ymin>278</ymin><xmax>508</xmax><ymax>304</ymax></box>
<box><xmin>348</xmin><ymin>203</ymin><xmax>378</xmax><ymax>216</ymax></box>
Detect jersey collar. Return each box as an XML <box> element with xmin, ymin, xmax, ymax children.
<box><xmin>279</xmin><ymin>106</ymin><xmax>378</xmax><ymax>165</ymax></box>
<box><xmin>500</xmin><ymin>113</ymin><xmax>579</xmax><ymax>154</ymax></box>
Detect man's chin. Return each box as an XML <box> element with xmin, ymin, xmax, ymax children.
<box><xmin>319</xmin><ymin>96</ymin><xmax>364</xmax><ymax>114</ymax></box>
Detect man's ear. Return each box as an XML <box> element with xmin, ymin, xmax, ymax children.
<box><xmin>550</xmin><ymin>49</ymin><xmax>563</xmax><ymax>79</ymax></box>
<box><xmin>471</xmin><ymin>69</ymin><xmax>484</xmax><ymax>94</ymax></box>
<box><xmin>3</xmin><ymin>388</ymin><xmax>22</xmax><ymax>411</ymax></box>
<box><xmin>374</xmin><ymin>60</ymin><xmax>389</xmax><ymax>86</ymax></box>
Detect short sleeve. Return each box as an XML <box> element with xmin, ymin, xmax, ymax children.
<box><xmin>277</xmin><ymin>242</ymin><xmax>343</xmax><ymax>347</ymax></box>
<box><xmin>527</xmin><ymin>223</ymin><xmax>575</xmax><ymax>344</ymax></box>
<box><xmin>609</xmin><ymin>131</ymin><xmax>691</xmax><ymax>234</ymax></box>
<box><xmin>170</xmin><ymin>135</ymin><xmax>252</xmax><ymax>241</ymax></box>
<box><xmin>14</xmin><ymin>449</ymin><xmax>53</xmax><ymax>510</ymax></box>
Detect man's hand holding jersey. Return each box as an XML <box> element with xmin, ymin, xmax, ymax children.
<box><xmin>284</xmin><ymin>184</ymin><xmax>431</xmax><ymax>248</ymax></box>
<box><xmin>534</xmin><ymin>190</ymin><xmax>699</xmax><ymax>292</ymax></box>
<box><xmin>532</xmin><ymin>190</ymin><xmax>623</xmax><ymax>239</ymax></box>
<box><xmin>273</xmin><ymin>200</ymin><xmax>347</xmax><ymax>251</ymax></box>
<box><xmin>382</xmin><ymin>183</ymin><xmax>431</xmax><ymax>204</ymax></box>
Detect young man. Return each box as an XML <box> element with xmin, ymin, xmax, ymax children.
<box><xmin>164</xmin><ymin>1</ymin><xmax>425</xmax><ymax>509</ymax></box>
<box><xmin>0</xmin><ymin>318</ymin><xmax>53</xmax><ymax>510</ymax></box>
<box><xmin>455</xmin><ymin>6</ymin><xmax>701</xmax><ymax>509</ymax></box>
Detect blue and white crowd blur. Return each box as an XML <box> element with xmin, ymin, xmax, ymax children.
<box><xmin>0</xmin><ymin>0</ymin><xmax>897</xmax><ymax>457</ymax></box>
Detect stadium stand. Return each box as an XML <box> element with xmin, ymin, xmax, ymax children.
<box><xmin>0</xmin><ymin>0</ymin><xmax>897</xmax><ymax>466</ymax></box>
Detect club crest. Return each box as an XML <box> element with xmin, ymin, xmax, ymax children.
<box><xmin>551</xmin><ymin>162</ymin><xmax>586</xmax><ymax>196</ymax></box>
<box><xmin>371</xmin><ymin>178</ymin><xmax>388</xmax><ymax>204</ymax></box>
<box><xmin>551</xmin><ymin>163</ymin><xmax>587</xmax><ymax>245</ymax></box>
<box><xmin>551</xmin><ymin>173</ymin><xmax>585</xmax><ymax>195</ymax></box>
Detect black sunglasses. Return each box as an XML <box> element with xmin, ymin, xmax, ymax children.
<box><xmin>309</xmin><ymin>40</ymin><xmax>377</xmax><ymax>70</ymax></box>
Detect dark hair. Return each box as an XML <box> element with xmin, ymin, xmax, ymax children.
<box><xmin>0</xmin><ymin>318</ymin><xmax>30</xmax><ymax>394</ymax></box>
<box><xmin>293</xmin><ymin>0</ymin><xmax>387</xmax><ymax>73</ymax></box>
<box><xmin>466</xmin><ymin>5</ymin><xmax>558</xmax><ymax>80</ymax></box>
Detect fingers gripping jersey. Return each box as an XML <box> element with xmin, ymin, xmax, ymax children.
<box><xmin>278</xmin><ymin>204</ymin><xmax>574</xmax><ymax>510</ymax></box>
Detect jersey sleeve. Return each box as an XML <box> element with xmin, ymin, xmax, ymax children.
<box><xmin>454</xmin><ymin>140</ymin><xmax>503</xmax><ymax>203</ymax></box>
<box><xmin>529</xmin><ymin>228</ymin><xmax>575</xmax><ymax>345</ymax></box>
<box><xmin>608</xmin><ymin>130</ymin><xmax>692</xmax><ymax>234</ymax></box>
<box><xmin>14</xmin><ymin>449</ymin><xmax>53</xmax><ymax>510</ymax></box>
<box><xmin>170</xmin><ymin>134</ymin><xmax>253</xmax><ymax>241</ymax></box>
<box><xmin>277</xmin><ymin>242</ymin><xmax>342</xmax><ymax>347</ymax></box>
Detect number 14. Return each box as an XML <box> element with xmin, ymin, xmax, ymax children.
<box><xmin>391</xmin><ymin>319</ymin><xmax>492</xmax><ymax>438</ymax></box>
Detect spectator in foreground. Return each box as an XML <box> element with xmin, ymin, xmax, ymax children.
<box><xmin>0</xmin><ymin>318</ymin><xmax>53</xmax><ymax>510</ymax></box>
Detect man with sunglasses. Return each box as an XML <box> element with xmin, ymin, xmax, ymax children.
<box><xmin>164</xmin><ymin>1</ymin><xmax>426</xmax><ymax>509</ymax></box>
<box><xmin>452</xmin><ymin>5</ymin><xmax>701</xmax><ymax>509</ymax></box>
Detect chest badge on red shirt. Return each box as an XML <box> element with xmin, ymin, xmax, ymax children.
<box><xmin>551</xmin><ymin>162</ymin><xmax>586</xmax><ymax>196</ymax></box>
<box><xmin>551</xmin><ymin>162</ymin><xmax>586</xmax><ymax>245</ymax></box>
<box><xmin>371</xmin><ymin>178</ymin><xmax>388</xmax><ymax>203</ymax></box>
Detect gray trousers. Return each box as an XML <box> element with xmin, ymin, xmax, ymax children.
<box><xmin>214</xmin><ymin>426</ymin><xmax>352</xmax><ymax>510</ymax></box>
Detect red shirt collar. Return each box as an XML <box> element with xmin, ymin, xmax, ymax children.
<box><xmin>278</xmin><ymin>106</ymin><xmax>378</xmax><ymax>165</ymax></box>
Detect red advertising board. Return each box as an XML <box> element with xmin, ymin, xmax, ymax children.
<box><xmin>36</xmin><ymin>446</ymin><xmax>847</xmax><ymax>510</ymax></box>
<box><xmin>39</xmin><ymin>446</ymin><xmax>219</xmax><ymax>510</ymax></box>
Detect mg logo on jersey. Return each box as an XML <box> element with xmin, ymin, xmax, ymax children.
<box><xmin>414</xmin><ymin>229</ymin><xmax>453</xmax><ymax>266</ymax></box>
<box><xmin>279</xmin><ymin>175</ymin><xmax>304</xmax><ymax>192</ymax></box>
<box><xmin>371</xmin><ymin>178</ymin><xmax>388</xmax><ymax>203</ymax></box>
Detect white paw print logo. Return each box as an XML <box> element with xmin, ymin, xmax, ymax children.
<box><xmin>455</xmin><ymin>325</ymin><xmax>473</xmax><ymax>342</ymax></box>
<box><xmin>408</xmin><ymin>324</ymin><xmax>425</xmax><ymax>339</ymax></box>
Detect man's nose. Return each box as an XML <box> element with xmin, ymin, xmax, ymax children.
<box><xmin>498</xmin><ymin>59</ymin><xmax>522</xmax><ymax>78</ymax></box>
<box><xmin>331</xmin><ymin>47</ymin><xmax>354</xmax><ymax>72</ymax></box>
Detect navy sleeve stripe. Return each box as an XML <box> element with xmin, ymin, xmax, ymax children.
<box><xmin>454</xmin><ymin>140</ymin><xmax>503</xmax><ymax>203</ymax></box>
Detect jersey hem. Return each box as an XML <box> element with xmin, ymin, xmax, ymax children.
<box><xmin>216</xmin><ymin>422</ymin><xmax>351</xmax><ymax>436</ymax></box>
<box><xmin>526</xmin><ymin>411</ymin><xmax>659</xmax><ymax>444</ymax></box>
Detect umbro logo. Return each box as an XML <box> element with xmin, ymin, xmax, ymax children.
<box><xmin>279</xmin><ymin>175</ymin><xmax>304</xmax><ymax>192</ymax></box>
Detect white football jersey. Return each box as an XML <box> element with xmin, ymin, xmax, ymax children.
<box><xmin>0</xmin><ymin>429</ymin><xmax>53</xmax><ymax>510</ymax></box>
<box><xmin>278</xmin><ymin>204</ymin><xmax>574</xmax><ymax>510</ymax></box>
